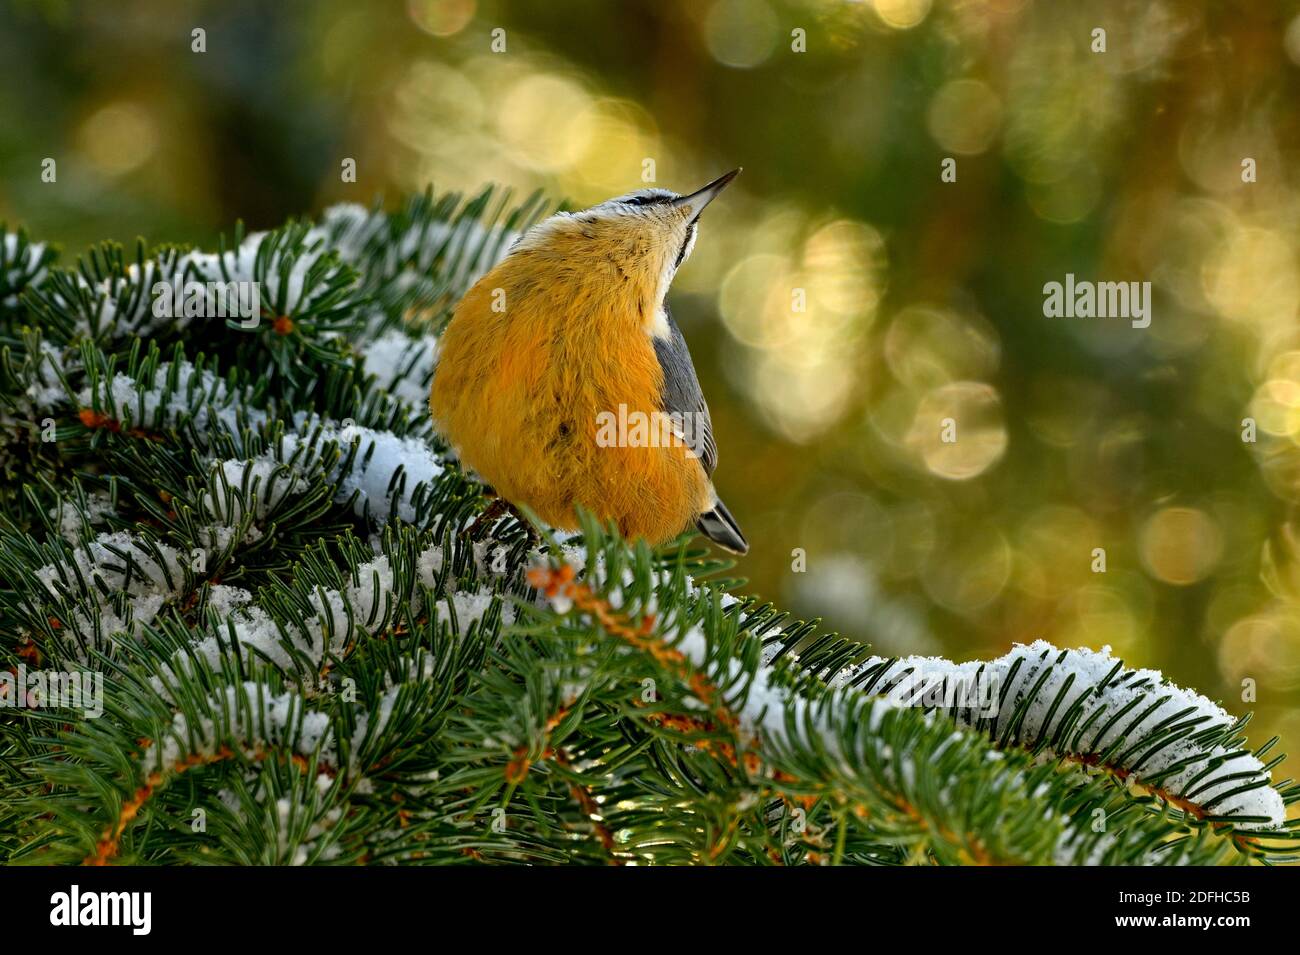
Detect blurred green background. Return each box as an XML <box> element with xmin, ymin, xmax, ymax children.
<box><xmin>4</xmin><ymin>0</ymin><xmax>1300</xmax><ymax>807</ymax></box>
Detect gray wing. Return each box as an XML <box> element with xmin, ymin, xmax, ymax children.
<box><xmin>652</xmin><ymin>304</ymin><xmax>718</xmax><ymax>475</ymax></box>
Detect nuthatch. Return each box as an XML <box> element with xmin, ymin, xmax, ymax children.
<box><xmin>430</xmin><ymin>169</ymin><xmax>748</xmax><ymax>554</ymax></box>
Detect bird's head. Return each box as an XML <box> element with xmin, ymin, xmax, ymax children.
<box><xmin>508</xmin><ymin>169</ymin><xmax>741</xmax><ymax>307</ymax></box>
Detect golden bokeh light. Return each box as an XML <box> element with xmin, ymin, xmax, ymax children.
<box><xmin>906</xmin><ymin>381</ymin><xmax>1007</xmax><ymax>480</ymax></box>
<box><xmin>1202</xmin><ymin>227</ymin><xmax>1300</xmax><ymax>329</ymax></box>
<box><xmin>702</xmin><ymin>0</ymin><xmax>779</xmax><ymax>69</ymax></box>
<box><xmin>1024</xmin><ymin>163</ymin><xmax>1101</xmax><ymax>224</ymax></box>
<box><xmin>884</xmin><ymin>305</ymin><xmax>1000</xmax><ymax>389</ymax></box>
<box><xmin>926</xmin><ymin>79</ymin><xmax>1002</xmax><ymax>156</ymax></box>
<box><xmin>718</xmin><ymin>215</ymin><xmax>886</xmax><ymax>440</ymax></box>
<box><xmin>567</xmin><ymin>98</ymin><xmax>661</xmax><ymax>200</ymax></box>
<box><xmin>921</xmin><ymin>521</ymin><xmax>1012</xmax><ymax>614</ymax></box>
<box><xmin>1248</xmin><ymin>378</ymin><xmax>1300</xmax><ymax>438</ymax></box>
<box><xmin>1002</xmin><ymin>28</ymin><xmax>1124</xmax><ymax>187</ymax></box>
<box><xmin>802</xmin><ymin>219</ymin><xmax>886</xmax><ymax>318</ymax></box>
<box><xmin>873</xmin><ymin>0</ymin><xmax>932</xmax><ymax>31</ymax></box>
<box><xmin>496</xmin><ymin>73</ymin><xmax>595</xmax><ymax>172</ymax></box>
<box><xmin>1220</xmin><ymin>611</ymin><xmax>1300</xmax><ymax>691</ymax></box>
<box><xmin>1287</xmin><ymin>14</ymin><xmax>1300</xmax><ymax>66</ymax></box>
<box><xmin>407</xmin><ymin>0</ymin><xmax>476</xmax><ymax>37</ymax></box>
<box><xmin>719</xmin><ymin>253</ymin><xmax>798</xmax><ymax>350</ymax></box>
<box><xmin>76</xmin><ymin>101</ymin><xmax>158</xmax><ymax>177</ymax></box>
<box><xmin>1140</xmin><ymin>507</ymin><xmax>1224</xmax><ymax>586</ymax></box>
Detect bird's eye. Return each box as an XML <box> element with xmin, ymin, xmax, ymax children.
<box><xmin>623</xmin><ymin>195</ymin><xmax>653</xmax><ymax>206</ymax></box>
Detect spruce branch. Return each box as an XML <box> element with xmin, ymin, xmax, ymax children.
<box><xmin>0</xmin><ymin>188</ymin><xmax>1291</xmax><ymax>867</ymax></box>
<box><xmin>513</xmin><ymin>523</ymin><xmax>1268</xmax><ymax>864</ymax></box>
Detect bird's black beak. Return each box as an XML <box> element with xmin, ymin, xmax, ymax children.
<box><xmin>673</xmin><ymin>168</ymin><xmax>741</xmax><ymax>221</ymax></box>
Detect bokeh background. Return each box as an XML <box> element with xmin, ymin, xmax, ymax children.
<box><xmin>4</xmin><ymin>0</ymin><xmax>1300</xmax><ymax>802</ymax></box>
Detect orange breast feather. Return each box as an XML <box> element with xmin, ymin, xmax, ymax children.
<box><xmin>431</xmin><ymin>263</ymin><xmax>709</xmax><ymax>544</ymax></box>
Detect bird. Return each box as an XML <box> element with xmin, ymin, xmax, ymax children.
<box><xmin>430</xmin><ymin>169</ymin><xmax>748</xmax><ymax>555</ymax></box>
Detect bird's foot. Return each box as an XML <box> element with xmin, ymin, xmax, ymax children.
<box><xmin>467</xmin><ymin>497</ymin><xmax>510</xmax><ymax>540</ymax></box>
<box><xmin>467</xmin><ymin>496</ymin><xmax>540</xmax><ymax>550</ymax></box>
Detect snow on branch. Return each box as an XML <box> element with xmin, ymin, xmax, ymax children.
<box><xmin>153</xmin><ymin>680</ymin><xmax>339</xmax><ymax>770</ymax></box>
<box><xmin>167</xmin><ymin>543</ymin><xmax>512</xmax><ymax>676</ymax></box>
<box><xmin>299</xmin><ymin>416</ymin><xmax>445</xmax><ymax>524</ymax></box>
<box><xmin>212</xmin><ymin>226</ymin><xmax>358</xmax><ymax>319</ymax></box>
<box><xmin>358</xmin><ymin>327</ymin><xmax>439</xmax><ymax>412</ymax></box>
<box><xmin>215</xmin><ymin>415</ymin><xmax>447</xmax><ymax>525</ymax></box>
<box><xmin>322</xmin><ymin>196</ymin><xmax>522</xmax><ymax>291</ymax></box>
<box><xmin>75</xmin><ymin>359</ymin><xmax>449</xmax><ymax>527</ymax></box>
<box><xmin>35</xmin><ymin>529</ymin><xmax>193</xmax><ymax>653</ymax></box>
<box><xmin>841</xmin><ymin>641</ymin><xmax>1286</xmax><ymax>830</ymax></box>
<box><xmin>528</xmin><ymin>557</ymin><xmax>1094</xmax><ymax>864</ymax></box>
<box><xmin>31</xmin><ymin>249</ymin><xmax>223</xmax><ymax>342</ymax></box>
<box><xmin>78</xmin><ymin>360</ymin><xmax>262</xmax><ymax>436</ymax></box>
<box><xmin>1</xmin><ymin>229</ymin><xmax>53</xmax><ymax>307</ymax></box>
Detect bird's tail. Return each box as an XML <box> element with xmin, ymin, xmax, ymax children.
<box><xmin>696</xmin><ymin>498</ymin><xmax>748</xmax><ymax>555</ymax></box>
